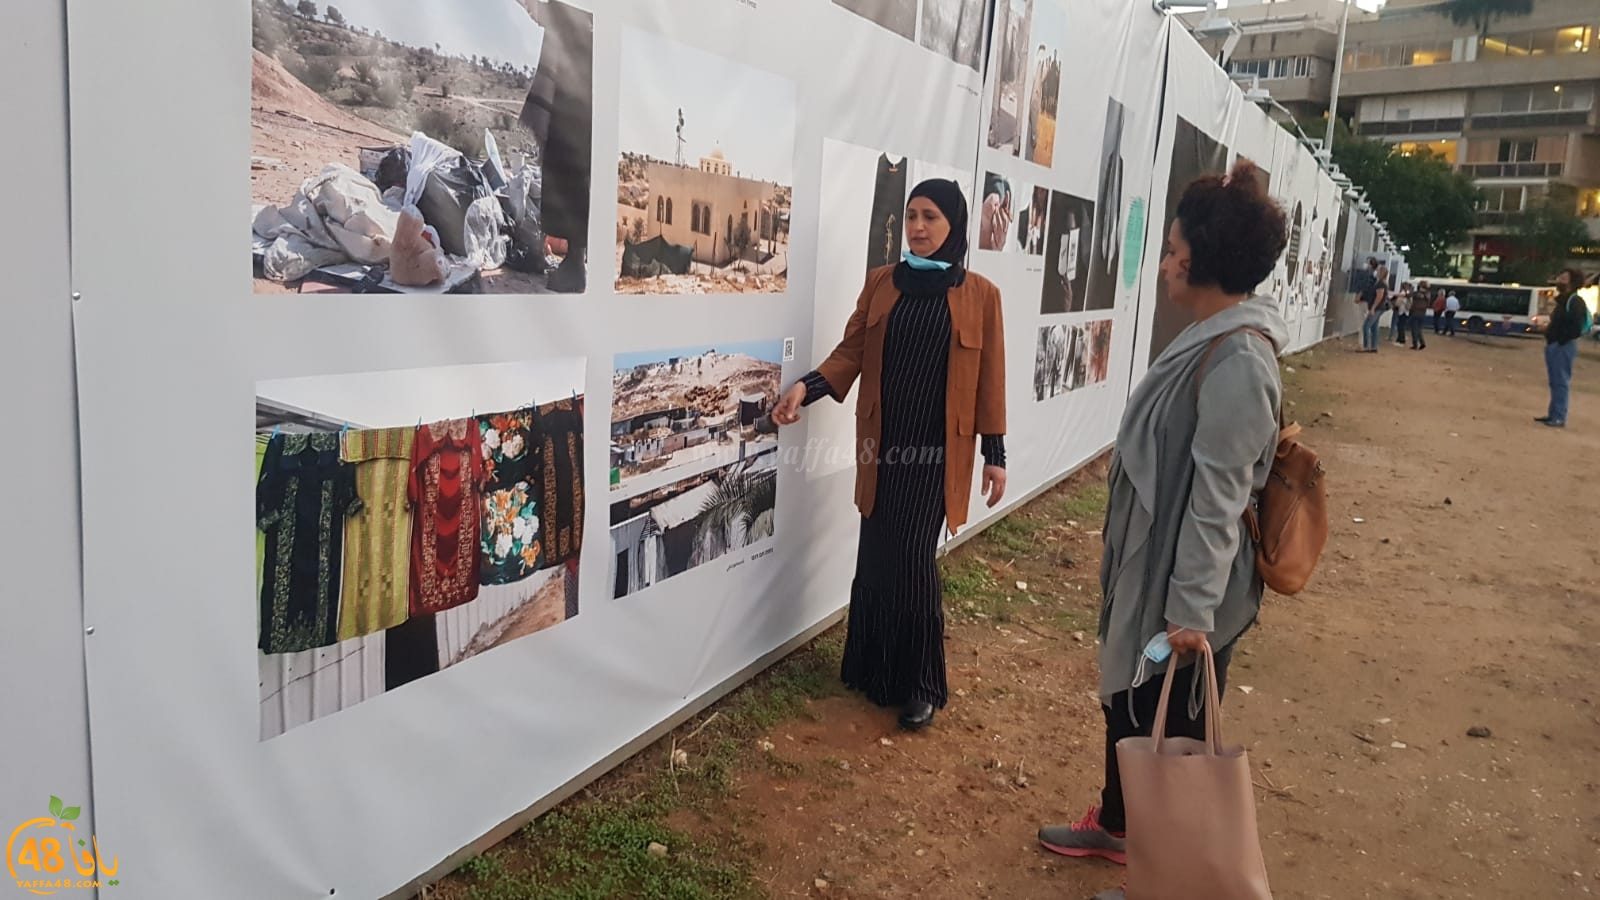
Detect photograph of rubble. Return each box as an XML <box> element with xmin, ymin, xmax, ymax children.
<box><xmin>610</xmin><ymin>340</ymin><xmax>784</xmax><ymax>498</ymax></box>
<box><xmin>615</xmin><ymin>29</ymin><xmax>796</xmax><ymax>295</ymax></box>
<box><xmin>609</xmin><ymin>447</ymin><xmax>778</xmax><ymax>600</ymax></box>
<box><xmin>249</xmin><ymin>0</ymin><xmax>592</xmax><ymax>295</ymax></box>
<box><xmin>986</xmin><ymin>0</ymin><xmax>1034</xmax><ymax>156</ymax></box>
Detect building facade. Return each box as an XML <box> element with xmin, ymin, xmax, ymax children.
<box><xmin>645</xmin><ymin>152</ymin><xmax>778</xmax><ymax>267</ymax></box>
<box><xmin>1187</xmin><ymin>0</ymin><xmax>1600</xmax><ymax>278</ymax></box>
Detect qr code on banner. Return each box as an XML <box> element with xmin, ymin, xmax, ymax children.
<box><xmin>783</xmin><ymin>337</ymin><xmax>795</xmax><ymax>361</ymax></box>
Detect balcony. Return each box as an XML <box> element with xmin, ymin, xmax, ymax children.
<box><xmin>1468</xmin><ymin>110</ymin><xmax>1593</xmax><ymax>132</ymax></box>
<box><xmin>1473</xmin><ymin>210</ymin><xmax>1521</xmax><ymax>228</ymax></box>
<box><xmin>1356</xmin><ymin>117</ymin><xmax>1464</xmax><ymax>138</ymax></box>
<box><xmin>1460</xmin><ymin>161</ymin><xmax>1564</xmax><ymax>178</ymax></box>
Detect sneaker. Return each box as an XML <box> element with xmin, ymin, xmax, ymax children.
<box><xmin>1038</xmin><ymin>806</ymin><xmax>1127</xmax><ymax>865</ymax></box>
<box><xmin>1543</xmin><ymin>420</ymin><xmax>1566</xmax><ymax>428</ymax></box>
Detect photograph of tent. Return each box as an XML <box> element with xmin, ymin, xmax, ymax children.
<box><xmin>986</xmin><ymin>0</ymin><xmax>1033</xmax><ymax>155</ymax></box>
<box><xmin>1040</xmin><ymin>191</ymin><xmax>1093</xmax><ymax>314</ymax></box>
<box><xmin>250</xmin><ymin>0</ymin><xmax>593</xmax><ymax>294</ymax></box>
<box><xmin>615</xmin><ymin>29</ymin><xmax>796</xmax><ymax>295</ymax></box>
<box><xmin>253</xmin><ymin>357</ymin><xmax>586</xmax><ymax>740</ymax></box>
<box><xmin>610</xmin><ymin>448</ymin><xmax>779</xmax><ymax>599</ymax></box>
<box><xmin>611</xmin><ymin>340</ymin><xmax>784</xmax><ymax>497</ymax></box>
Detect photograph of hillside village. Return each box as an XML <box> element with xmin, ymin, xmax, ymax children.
<box><xmin>610</xmin><ymin>341</ymin><xmax>783</xmax><ymax>497</ymax></box>
<box><xmin>614</xmin><ymin>29</ymin><xmax>797</xmax><ymax>294</ymax></box>
<box><xmin>249</xmin><ymin>0</ymin><xmax>592</xmax><ymax>294</ymax></box>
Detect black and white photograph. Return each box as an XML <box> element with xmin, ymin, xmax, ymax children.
<box><xmin>609</xmin><ymin>448</ymin><xmax>778</xmax><ymax>599</ymax></box>
<box><xmin>1147</xmin><ymin>115</ymin><xmax>1229</xmax><ymax>363</ymax></box>
<box><xmin>250</xmin><ymin>0</ymin><xmax>593</xmax><ymax>294</ymax></box>
<box><xmin>615</xmin><ymin>29</ymin><xmax>796</xmax><ymax>294</ymax></box>
<box><xmin>254</xmin><ymin>357</ymin><xmax>586</xmax><ymax>740</ymax></box>
<box><xmin>610</xmin><ymin>341</ymin><xmax>784</xmax><ymax>497</ymax></box>
<box><xmin>1032</xmin><ymin>323</ymin><xmax>1086</xmax><ymax>400</ymax></box>
<box><xmin>986</xmin><ymin>0</ymin><xmax>1034</xmax><ymax>154</ymax></box>
<box><xmin>1040</xmin><ymin>191</ymin><xmax>1093</xmax><ymax>314</ymax></box>
<box><xmin>1084</xmin><ymin>97</ymin><xmax>1126</xmax><ymax>312</ymax></box>
<box><xmin>920</xmin><ymin>0</ymin><xmax>987</xmax><ymax>72</ymax></box>
<box><xmin>832</xmin><ymin>0</ymin><xmax>919</xmax><ymax>41</ymax></box>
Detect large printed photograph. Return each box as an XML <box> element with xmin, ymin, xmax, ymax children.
<box><xmin>833</xmin><ymin>0</ymin><xmax>985</xmax><ymax>71</ymax></box>
<box><xmin>610</xmin><ymin>448</ymin><xmax>778</xmax><ymax>599</ymax></box>
<box><xmin>250</xmin><ymin>0</ymin><xmax>593</xmax><ymax>294</ymax></box>
<box><xmin>986</xmin><ymin>0</ymin><xmax>1034</xmax><ymax>155</ymax></box>
<box><xmin>1147</xmin><ymin>115</ymin><xmax>1229</xmax><ymax>363</ymax></box>
<box><xmin>1023</xmin><ymin>0</ymin><xmax>1065</xmax><ymax>168</ymax></box>
<box><xmin>1084</xmin><ymin>97</ymin><xmax>1126</xmax><ymax>312</ymax></box>
<box><xmin>615</xmin><ymin>29</ymin><xmax>796</xmax><ymax>295</ymax></box>
<box><xmin>610</xmin><ymin>341</ymin><xmax>784</xmax><ymax>497</ymax></box>
<box><xmin>1040</xmin><ymin>190</ymin><xmax>1093</xmax><ymax>314</ymax></box>
<box><xmin>254</xmin><ymin>358</ymin><xmax>586</xmax><ymax>740</ymax></box>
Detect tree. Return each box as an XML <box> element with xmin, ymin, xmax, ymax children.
<box><xmin>324</xmin><ymin>5</ymin><xmax>344</xmax><ymax>25</ymax></box>
<box><xmin>1440</xmin><ymin>0</ymin><xmax>1533</xmax><ymax>39</ymax></box>
<box><xmin>296</xmin><ymin>0</ymin><xmax>316</xmax><ymax>18</ymax></box>
<box><xmin>1329</xmin><ymin>123</ymin><xmax>1478</xmax><ymax>275</ymax></box>
<box><xmin>1501</xmin><ymin>199</ymin><xmax>1589</xmax><ymax>285</ymax></box>
<box><xmin>730</xmin><ymin>219</ymin><xmax>754</xmax><ymax>271</ymax></box>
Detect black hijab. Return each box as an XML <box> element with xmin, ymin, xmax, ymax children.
<box><xmin>894</xmin><ymin>178</ymin><xmax>969</xmax><ymax>296</ymax></box>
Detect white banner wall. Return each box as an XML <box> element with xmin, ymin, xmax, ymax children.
<box><xmin>0</xmin><ymin>0</ymin><xmax>96</xmax><ymax>855</ymax></box>
<box><xmin>48</xmin><ymin>1</ymin><xmax>1398</xmax><ymax>897</ymax></box>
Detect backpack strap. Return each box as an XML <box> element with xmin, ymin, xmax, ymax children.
<box><xmin>1193</xmin><ymin>326</ymin><xmax>1282</xmax><ymax>427</ymax></box>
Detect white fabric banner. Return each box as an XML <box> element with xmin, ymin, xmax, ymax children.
<box><xmin>53</xmin><ymin>0</ymin><xmax>1391</xmax><ymax>896</ymax></box>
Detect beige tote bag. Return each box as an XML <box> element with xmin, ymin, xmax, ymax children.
<box><xmin>1116</xmin><ymin>644</ymin><xmax>1273</xmax><ymax>900</ymax></box>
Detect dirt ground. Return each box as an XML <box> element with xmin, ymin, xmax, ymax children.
<box><xmin>699</xmin><ymin>333</ymin><xmax>1600</xmax><ymax>899</ymax></box>
<box><xmin>434</xmin><ymin>331</ymin><xmax>1600</xmax><ymax>900</ymax></box>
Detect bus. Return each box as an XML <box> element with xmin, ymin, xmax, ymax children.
<box><xmin>1410</xmin><ymin>278</ymin><xmax>1559</xmax><ymax>336</ymax></box>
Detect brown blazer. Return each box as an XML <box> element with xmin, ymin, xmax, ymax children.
<box><xmin>814</xmin><ymin>265</ymin><xmax>1007</xmax><ymax>534</ymax></box>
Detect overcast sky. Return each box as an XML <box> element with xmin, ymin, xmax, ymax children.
<box><xmin>617</xmin><ymin>28</ymin><xmax>797</xmax><ymax>185</ymax></box>
<box><xmin>308</xmin><ymin>0</ymin><xmax>546</xmax><ymax>70</ymax></box>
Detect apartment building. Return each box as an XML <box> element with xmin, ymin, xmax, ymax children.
<box><xmin>1184</xmin><ymin>0</ymin><xmax>1600</xmax><ymax>279</ymax></box>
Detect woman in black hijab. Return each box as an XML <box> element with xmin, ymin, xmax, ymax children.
<box><xmin>772</xmin><ymin>178</ymin><xmax>1009</xmax><ymax>730</ymax></box>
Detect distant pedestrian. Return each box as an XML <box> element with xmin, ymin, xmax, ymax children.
<box><xmin>1392</xmin><ymin>282</ymin><xmax>1412</xmax><ymax>344</ymax></box>
<box><xmin>1432</xmin><ymin>290</ymin><xmax>1447</xmax><ymax>333</ymax></box>
<box><xmin>1444</xmin><ymin>291</ymin><xmax>1460</xmax><ymax>336</ymax></box>
<box><xmin>1408</xmin><ymin>282</ymin><xmax>1430</xmax><ymax>349</ymax></box>
<box><xmin>1536</xmin><ymin>268</ymin><xmax>1588</xmax><ymax>428</ymax></box>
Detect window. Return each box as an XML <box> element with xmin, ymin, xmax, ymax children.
<box><xmin>1476</xmin><ymin>186</ymin><xmax>1525</xmax><ymax>213</ymax></box>
<box><xmin>1480</xmin><ymin>24</ymin><xmax>1594</xmax><ymax>59</ymax></box>
<box><xmin>1497</xmin><ymin>140</ymin><xmax>1535</xmax><ymax>163</ymax></box>
<box><xmin>691</xmin><ymin>202</ymin><xmax>712</xmax><ymax>236</ymax></box>
<box><xmin>665</xmin><ymin>198</ymin><xmax>673</xmax><ymax>225</ymax></box>
<box><xmin>1272</xmin><ymin>58</ymin><xmax>1289</xmax><ymax>79</ymax></box>
<box><xmin>656</xmin><ymin>197</ymin><xmax>665</xmax><ymax>223</ymax></box>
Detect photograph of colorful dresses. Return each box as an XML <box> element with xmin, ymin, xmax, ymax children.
<box><xmin>253</xmin><ymin>357</ymin><xmax>586</xmax><ymax>740</ymax></box>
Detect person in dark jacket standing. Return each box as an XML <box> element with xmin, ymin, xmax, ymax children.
<box><xmin>1537</xmin><ymin>268</ymin><xmax>1588</xmax><ymax>428</ymax></box>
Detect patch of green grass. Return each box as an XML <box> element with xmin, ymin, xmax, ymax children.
<box><xmin>1057</xmin><ymin>484</ymin><xmax>1108</xmax><ymax>523</ymax></box>
<box><xmin>1051</xmin><ymin>605</ymin><xmax>1096</xmax><ymax>634</ymax></box>
<box><xmin>941</xmin><ymin>556</ymin><xmax>1017</xmax><ymax>623</ymax></box>
<box><xmin>985</xmin><ymin>515</ymin><xmax>1039</xmax><ymax>555</ymax></box>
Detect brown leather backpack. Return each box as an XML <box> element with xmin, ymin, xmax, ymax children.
<box><xmin>1196</xmin><ymin>328</ymin><xmax>1328</xmax><ymax>596</ymax></box>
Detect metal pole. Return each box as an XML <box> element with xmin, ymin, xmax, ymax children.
<box><xmin>1323</xmin><ymin>0</ymin><xmax>1353</xmax><ymax>153</ymax></box>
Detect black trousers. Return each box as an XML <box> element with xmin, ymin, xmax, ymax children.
<box><xmin>1099</xmin><ymin>643</ymin><xmax>1234</xmax><ymax>834</ymax></box>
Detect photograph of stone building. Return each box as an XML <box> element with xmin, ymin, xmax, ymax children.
<box><xmin>615</xmin><ymin>28</ymin><xmax>797</xmax><ymax>294</ymax></box>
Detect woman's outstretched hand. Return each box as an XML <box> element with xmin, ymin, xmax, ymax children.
<box><xmin>981</xmin><ymin>465</ymin><xmax>1007</xmax><ymax>507</ymax></box>
<box><xmin>771</xmin><ymin>382</ymin><xmax>808</xmax><ymax>426</ymax></box>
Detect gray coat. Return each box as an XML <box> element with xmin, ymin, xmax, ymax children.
<box><xmin>1097</xmin><ymin>295</ymin><xmax>1287</xmax><ymax>702</ymax></box>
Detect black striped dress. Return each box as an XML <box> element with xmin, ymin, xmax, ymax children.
<box><xmin>804</xmin><ymin>289</ymin><xmax>1003</xmax><ymax>709</ymax></box>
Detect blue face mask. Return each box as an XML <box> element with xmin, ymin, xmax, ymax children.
<box><xmin>901</xmin><ymin>249</ymin><xmax>952</xmax><ymax>271</ymax></box>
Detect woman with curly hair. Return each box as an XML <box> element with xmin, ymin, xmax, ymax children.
<box><xmin>1036</xmin><ymin>159</ymin><xmax>1288</xmax><ymax>900</ymax></box>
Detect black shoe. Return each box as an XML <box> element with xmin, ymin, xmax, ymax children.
<box><xmin>898</xmin><ymin>700</ymin><xmax>935</xmax><ymax>730</ymax></box>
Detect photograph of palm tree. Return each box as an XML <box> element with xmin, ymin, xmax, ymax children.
<box><xmin>608</xmin><ymin>447</ymin><xmax>778</xmax><ymax>599</ymax></box>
